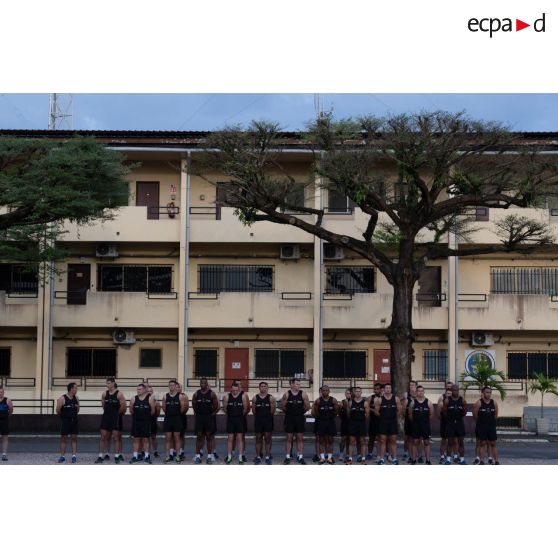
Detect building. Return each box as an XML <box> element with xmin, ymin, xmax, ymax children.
<box><xmin>1</xmin><ymin>129</ymin><xmax>557</xmax><ymax>427</ymax></box>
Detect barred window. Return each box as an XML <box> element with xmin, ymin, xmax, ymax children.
<box><xmin>255</xmin><ymin>349</ymin><xmax>304</xmax><ymax>378</ymax></box>
<box><xmin>139</xmin><ymin>349</ymin><xmax>162</xmax><ymax>368</ymax></box>
<box><xmin>326</xmin><ymin>267</ymin><xmax>375</xmax><ymax>294</ymax></box>
<box><xmin>323</xmin><ymin>350</ymin><xmax>366</xmax><ymax>379</ymax></box>
<box><xmin>199</xmin><ymin>265</ymin><xmax>273</xmax><ymax>293</ymax></box>
<box><xmin>491</xmin><ymin>267</ymin><xmax>558</xmax><ymax>295</ymax></box>
<box><xmin>0</xmin><ymin>348</ymin><xmax>10</xmax><ymax>377</ymax></box>
<box><xmin>97</xmin><ymin>265</ymin><xmax>172</xmax><ymax>293</ymax></box>
<box><xmin>0</xmin><ymin>264</ymin><xmax>38</xmax><ymax>294</ymax></box>
<box><xmin>423</xmin><ymin>350</ymin><xmax>448</xmax><ymax>381</ymax></box>
<box><xmin>194</xmin><ymin>349</ymin><xmax>218</xmax><ymax>377</ymax></box>
<box><xmin>327</xmin><ymin>191</ymin><xmax>356</xmax><ymax>214</ymax></box>
<box><xmin>507</xmin><ymin>352</ymin><xmax>558</xmax><ymax>379</ymax></box>
<box><xmin>67</xmin><ymin>348</ymin><xmax>117</xmax><ymax>377</ymax></box>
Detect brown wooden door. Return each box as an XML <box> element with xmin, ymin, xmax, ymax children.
<box><xmin>224</xmin><ymin>348</ymin><xmax>249</xmax><ymax>392</ymax></box>
<box><xmin>67</xmin><ymin>264</ymin><xmax>90</xmax><ymax>305</ymax></box>
<box><xmin>373</xmin><ymin>349</ymin><xmax>391</xmax><ymax>384</ymax></box>
<box><xmin>417</xmin><ymin>266</ymin><xmax>442</xmax><ymax>307</ymax></box>
<box><xmin>136</xmin><ymin>182</ymin><xmax>160</xmax><ymax>220</ymax></box>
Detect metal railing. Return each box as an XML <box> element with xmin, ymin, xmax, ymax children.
<box><xmin>198</xmin><ymin>265</ymin><xmax>274</xmax><ymax>293</ymax></box>
<box><xmin>491</xmin><ymin>267</ymin><xmax>558</xmax><ymax>295</ymax></box>
<box><xmin>324</xmin><ymin>206</ymin><xmax>355</xmax><ymax>215</ymax></box>
<box><xmin>281</xmin><ymin>291</ymin><xmax>312</xmax><ymax>300</ymax></box>
<box><xmin>323</xmin><ymin>292</ymin><xmax>353</xmax><ymax>300</ymax></box>
<box><xmin>415</xmin><ymin>292</ymin><xmax>447</xmax><ymax>302</ymax></box>
<box><xmin>51</xmin><ymin>377</ymin><xmax>180</xmax><ymax>390</ymax></box>
<box><xmin>458</xmin><ymin>293</ymin><xmax>487</xmax><ymax>302</ymax></box>
<box><xmin>188</xmin><ymin>291</ymin><xmax>219</xmax><ymax>300</ymax></box>
<box><xmin>146</xmin><ymin>205</ymin><xmax>180</xmax><ymax>218</ymax></box>
<box><xmin>147</xmin><ymin>291</ymin><xmax>178</xmax><ymax>299</ymax></box>
<box><xmin>12</xmin><ymin>399</ymin><xmax>55</xmax><ymax>413</ymax></box>
<box><xmin>5</xmin><ymin>291</ymin><xmax>38</xmax><ymax>298</ymax></box>
<box><xmin>189</xmin><ymin>206</ymin><xmax>217</xmax><ymax>215</ymax></box>
<box><xmin>0</xmin><ymin>377</ymin><xmax>36</xmax><ymax>388</ymax></box>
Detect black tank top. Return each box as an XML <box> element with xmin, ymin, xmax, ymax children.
<box><xmin>195</xmin><ymin>389</ymin><xmax>214</xmax><ymax>415</ymax></box>
<box><xmin>341</xmin><ymin>399</ymin><xmax>351</xmax><ymax>423</ymax></box>
<box><xmin>286</xmin><ymin>390</ymin><xmax>305</xmax><ymax>416</ymax></box>
<box><xmin>350</xmin><ymin>398</ymin><xmax>366</xmax><ymax>422</ymax></box>
<box><xmin>60</xmin><ymin>394</ymin><xmax>78</xmax><ymax>419</ymax></box>
<box><xmin>255</xmin><ymin>394</ymin><xmax>272</xmax><ymax>417</ymax></box>
<box><xmin>447</xmin><ymin>396</ymin><xmax>465</xmax><ymax>421</ymax></box>
<box><xmin>380</xmin><ymin>395</ymin><xmax>397</xmax><ymax>421</ymax></box>
<box><xmin>227</xmin><ymin>393</ymin><xmax>244</xmax><ymax>417</ymax></box>
<box><xmin>318</xmin><ymin>397</ymin><xmax>335</xmax><ymax>420</ymax></box>
<box><xmin>133</xmin><ymin>394</ymin><xmax>151</xmax><ymax>421</ymax></box>
<box><xmin>0</xmin><ymin>397</ymin><xmax>9</xmax><ymax>419</ymax></box>
<box><xmin>478</xmin><ymin>399</ymin><xmax>496</xmax><ymax>426</ymax></box>
<box><xmin>103</xmin><ymin>390</ymin><xmax>120</xmax><ymax>417</ymax></box>
<box><xmin>412</xmin><ymin>398</ymin><xmax>430</xmax><ymax>423</ymax></box>
<box><xmin>165</xmin><ymin>392</ymin><xmax>181</xmax><ymax>417</ymax></box>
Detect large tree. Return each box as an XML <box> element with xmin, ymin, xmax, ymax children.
<box><xmin>196</xmin><ymin>112</ymin><xmax>558</xmax><ymax>395</ymax></box>
<box><xmin>0</xmin><ymin>136</ymin><xmax>130</xmax><ymax>264</ymax></box>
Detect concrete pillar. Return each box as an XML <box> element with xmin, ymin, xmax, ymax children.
<box><xmin>312</xmin><ymin>171</ymin><xmax>323</xmax><ymax>402</ymax></box>
<box><xmin>447</xmin><ymin>231</ymin><xmax>459</xmax><ymax>384</ymax></box>
<box><xmin>178</xmin><ymin>157</ymin><xmax>190</xmax><ymax>389</ymax></box>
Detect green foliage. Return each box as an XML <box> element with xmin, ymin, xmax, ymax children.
<box><xmin>529</xmin><ymin>372</ymin><xmax>558</xmax><ymax>418</ymax></box>
<box><xmin>462</xmin><ymin>359</ymin><xmax>507</xmax><ymax>400</ymax></box>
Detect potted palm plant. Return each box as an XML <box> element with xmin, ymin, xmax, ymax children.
<box><xmin>529</xmin><ymin>373</ymin><xmax>558</xmax><ymax>435</ymax></box>
<box><xmin>462</xmin><ymin>360</ymin><xmax>506</xmax><ymax>400</ymax></box>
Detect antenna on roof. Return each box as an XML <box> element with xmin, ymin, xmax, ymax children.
<box><xmin>48</xmin><ymin>93</ymin><xmax>73</xmax><ymax>130</ymax></box>
<box><xmin>314</xmin><ymin>93</ymin><xmax>324</xmax><ymax>119</ymax></box>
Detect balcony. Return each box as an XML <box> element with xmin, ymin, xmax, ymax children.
<box><xmin>0</xmin><ymin>292</ymin><xmax>38</xmax><ymax>327</ymax></box>
<box><xmin>60</xmin><ymin>206</ymin><xmax>181</xmax><ymax>243</ymax></box>
<box><xmin>53</xmin><ymin>291</ymin><xmax>178</xmax><ymax>328</ymax></box>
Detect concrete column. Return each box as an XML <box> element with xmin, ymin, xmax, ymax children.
<box><xmin>312</xmin><ymin>171</ymin><xmax>323</xmax><ymax>402</ymax></box>
<box><xmin>447</xmin><ymin>232</ymin><xmax>459</xmax><ymax>384</ymax></box>
<box><xmin>35</xmin><ymin>262</ymin><xmax>53</xmax><ymax>413</ymax></box>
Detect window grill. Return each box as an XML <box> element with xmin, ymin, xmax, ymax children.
<box><xmin>199</xmin><ymin>265</ymin><xmax>273</xmax><ymax>293</ymax></box>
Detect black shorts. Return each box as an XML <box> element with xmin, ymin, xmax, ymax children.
<box><xmin>227</xmin><ymin>415</ymin><xmax>247</xmax><ymax>434</ymax></box>
<box><xmin>180</xmin><ymin>414</ymin><xmax>187</xmax><ymax>436</ymax></box>
<box><xmin>475</xmin><ymin>423</ymin><xmax>497</xmax><ymax>442</ymax></box>
<box><xmin>411</xmin><ymin>421</ymin><xmax>431</xmax><ymax>440</ymax></box>
<box><xmin>379</xmin><ymin>419</ymin><xmax>398</xmax><ymax>436</ymax></box>
<box><xmin>100</xmin><ymin>414</ymin><xmax>122</xmax><ymax>432</ymax></box>
<box><xmin>254</xmin><ymin>415</ymin><xmax>274</xmax><ymax>434</ymax></box>
<box><xmin>404</xmin><ymin>417</ymin><xmax>413</xmax><ymax>436</ymax></box>
<box><xmin>0</xmin><ymin>419</ymin><xmax>9</xmax><ymax>436</ymax></box>
<box><xmin>369</xmin><ymin>417</ymin><xmax>379</xmax><ymax>438</ymax></box>
<box><xmin>151</xmin><ymin>416</ymin><xmax>158</xmax><ymax>435</ymax></box>
<box><xmin>132</xmin><ymin>419</ymin><xmax>151</xmax><ymax>438</ymax></box>
<box><xmin>313</xmin><ymin>421</ymin><xmax>318</xmax><ymax>435</ymax></box>
<box><xmin>195</xmin><ymin>414</ymin><xmax>216</xmax><ymax>435</ymax></box>
<box><xmin>284</xmin><ymin>414</ymin><xmax>306</xmax><ymax>434</ymax></box>
<box><xmin>164</xmin><ymin>415</ymin><xmax>183</xmax><ymax>433</ymax></box>
<box><xmin>445</xmin><ymin>419</ymin><xmax>465</xmax><ymax>438</ymax></box>
<box><xmin>440</xmin><ymin>419</ymin><xmax>448</xmax><ymax>439</ymax></box>
<box><xmin>316</xmin><ymin>418</ymin><xmax>337</xmax><ymax>437</ymax></box>
<box><xmin>340</xmin><ymin>418</ymin><xmax>349</xmax><ymax>437</ymax></box>
<box><xmin>348</xmin><ymin>420</ymin><xmax>367</xmax><ymax>438</ymax></box>
<box><xmin>61</xmin><ymin>418</ymin><xmax>78</xmax><ymax>436</ymax></box>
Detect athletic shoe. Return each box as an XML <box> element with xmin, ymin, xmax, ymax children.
<box><xmin>283</xmin><ymin>457</ymin><xmax>291</xmax><ymax>465</ymax></box>
<box><xmin>360</xmin><ymin>459</ymin><xmax>367</xmax><ymax>465</ymax></box>
<box><xmin>392</xmin><ymin>459</ymin><xmax>399</xmax><ymax>465</ymax></box>
<box><xmin>407</xmin><ymin>456</ymin><xmax>413</xmax><ymax>464</ymax></box>
<box><xmin>114</xmin><ymin>456</ymin><xmax>120</xmax><ymax>464</ymax></box>
<box><xmin>199</xmin><ymin>449</ymin><xmax>204</xmax><ymax>457</ymax></box>
<box><xmin>164</xmin><ymin>456</ymin><xmax>174</xmax><ymax>463</ymax></box>
<box><xmin>411</xmin><ymin>459</ymin><xmax>417</xmax><ymax>465</ymax></box>
<box><xmin>103</xmin><ymin>454</ymin><xmax>110</xmax><ymax>461</ymax></box>
<box><xmin>129</xmin><ymin>456</ymin><xmax>139</xmax><ymax>464</ymax></box>
<box><xmin>206</xmin><ymin>457</ymin><xmax>214</xmax><ymax>465</ymax></box>
<box><xmin>265</xmin><ymin>457</ymin><xmax>272</xmax><ymax>465</ymax></box>
<box><xmin>95</xmin><ymin>457</ymin><xmax>104</xmax><ymax>464</ymax></box>
<box><xmin>445</xmin><ymin>457</ymin><xmax>452</xmax><ymax>465</ymax></box>
<box><xmin>1</xmin><ymin>455</ymin><xmax>7</xmax><ymax>461</ymax></box>
<box><xmin>318</xmin><ymin>457</ymin><xmax>326</xmax><ymax>464</ymax></box>
<box><xmin>453</xmin><ymin>455</ymin><xmax>459</xmax><ymax>464</ymax></box>
<box><xmin>377</xmin><ymin>458</ymin><xmax>385</xmax><ymax>465</ymax></box>
<box><xmin>365</xmin><ymin>453</ymin><xmax>372</xmax><ymax>461</ymax></box>
<box><xmin>194</xmin><ymin>456</ymin><xmax>202</xmax><ymax>464</ymax></box>
<box><xmin>175</xmin><ymin>456</ymin><xmax>182</xmax><ymax>464</ymax></box>
<box><xmin>254</xmin><ymin>456</ymin><xmax>262</xmax><ymax>465</ymax></box>
<box><xmin>327</xmin><ymin>457</ymin><xmax>335</xmax><ymax>465</ymax></box>
<box><xmin>425</xmin><ymin>460</ymin><xmax>432</xmax><ymax>465</ymax></box>
<box><xmin>118</xmin><ymin>455</ymin><xmax>125</xmax><ymax>463</ymax></box>
<box><xmin>439</xmin><ymin>456</ymin><xmax>446</xmax><ymax>464</ymax></box>
<box><xmin>225</xmin><ymin>456</ymin><xmax>232</xmax><ymax>464</ymax></box>
<box><xmin>345</xmin><ymin>458</ymin><xmax>352</xmax><ymax>465</ymax></box>
<box><xmin>144</xmin><ymin>456</ymin><xmax>152</xmax><ymax>464</ymax></box>
<box><xmin>473</xmin><ymin>457</ymin><xmax>481</xmax><ymax>465</ymax></box>
<box><xmin>297</xmin><ymin>456</ymin><xmax>306</xmax><ymax>465</ymax></box>
<box><xmin>139</xmin><ymin>452</ymin><xmax>145</xmax><ymax>459</ymax></box>
<box><xmin>418</xmin><ymin>456</ymin><xmax>424</xmax><ymax>464</ymax></box>
<box><xmin>241</xmin><ymin>454</ymin><xmax>247</xmax><ymax>464</ymax></box>
<box><xmin>71</xmin><ymin>456</ymin><xmax>77</xmax><ymax>464</ymax></box>
<box><xmin>356</xmin><ymin>455</ymin><xmax>363</xmax><ymax>463</ymax></box>
<box><xmin>57</xmin><ymin>456</ymin><xmax>66</xmax><ymax>463</ymax></box>
<box><xmin>153</xmin><ymin>451</ymin><xmax>159</xmax><ymax>459</ymax></box>
<box><xmin>238</xmin><ymin>457</ymin><xmax>245</xmax><ymax>465</ymax></box>
<box><xmin>459</xmin><ymin>458</ymin><xmax>466</xmax><ymax>465</ymax></box>
<box><xmin>402</xmin><ymin>452</ymin><xmax>409</xmax><ymax>460</ymax></box>
<box><xmin>213</xmin><ymin>452</ymin><xmax>219</xmax><ymax>459</ymax></box>
<box><xmin>178</xmin><ymin>454</ymin><xmax>185</xmax><ymax>462</ymax></box>
<box><xmin>488</xmin><ymin>457</ymin><xmax>494</xmax><ymax>465</ymax></box>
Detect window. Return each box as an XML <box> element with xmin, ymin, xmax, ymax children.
<box><xmin>327</xmin><ymin>191</ymin><xmax>356</xmax><ymax>214</ymax></box>
<box><xmin>67</xmin><ymin>348</ymin><xmax>117</xmax><ymax>377</ymax></box>
<box><xmin>139</xmin><ymin>348</ymin><xmax>162</xmax><ymax>368</ymax></box>
<box><xmin>0</xmin><ymin>264</ymin><xmax>38</xmax><ymax>294</ymax></box>
<box><xmin>280</xmin><ymin>184</ymin><xmax>306</xmax><ymax>213</ymax></box>
<box><xmin>490</xmin><ymin>267</ymin><xmax>558</xmax><ymax>295</ymax></box>
<box><xmin>507</xmin><ymin>352</ymin><xmax>558</xmax><ymax>379</ymax></box>
<box><xmin>423</xmin><ymin>350</ymin><xmax>448</xmax><ymax>381</ymax></box>
<box><xmin>0</xmin><ymin>348</ymin><xmax>10</xmax><ymax>377</ymax></box>
<box><xmin>475</xmin><ymin>207</ymin><xmax>489</xmax><ymax>221</ymax></box>
<box><xmin>194</xmin><ymin>349</ymin><xmax>218</xmax><ymax>377</ymax></box>
<box><xmin>326</xmin><ymin>267</ymin><xmax>375</xmax><ymax>294</ymax></box>
<box><xmin>254</xmin><ymin>349</ymin><xmax>305</xmax><ymax>378</ymax></box>
<box><xmin>199</xmin><ymin>265</ymin><xmax>273</xmax><ymax>293</ymax></box>
<box><xmin>323</xmin><ymin>350</ymin><xmax>366</xmax><ymax>379</ymax></box>
<box><xmin>97</xmin><ymin>265</ymin><xmax>172</xmax><ymax>293</ymax></box>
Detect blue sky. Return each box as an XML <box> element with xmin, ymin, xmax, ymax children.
<box><xmin>1</xmin><ymin>93</ymin><xmax>558</xmax><ymax>132</ymax></box>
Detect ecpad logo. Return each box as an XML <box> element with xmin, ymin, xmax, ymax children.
<box><xmin>468</xmin><ymin>13</ymin><xmax>546</xmax><ymax>37</ymax></box>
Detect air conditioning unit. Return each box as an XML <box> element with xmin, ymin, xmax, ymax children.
<box><xmin>324</xmin><ymin>244</ymin><xmax>344</xmax><ymax>260</ymax></box>
<box><xmin>113</xmin><ymin>329</ymin><xmax>135</xmax><ymax>344</ymax></box>
<box><xmin>280</xmin><ymin>244</ymin><xmax>300</xmax><ymax>260</ymax></box>
<box><xmin>471</xmin><ymin>331</ymin><xmax>494</xmax><ymax>347</ymax></box>
<box><xmin>96</xmin><ymin>243</ymin><xmax>119</xmax><ymax>258</ymax></box>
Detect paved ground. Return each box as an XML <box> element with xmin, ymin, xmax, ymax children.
<box><xmin>1</xmin><ymin>434</ymin><xmax>557</xmax><ymax>464</ymax></box>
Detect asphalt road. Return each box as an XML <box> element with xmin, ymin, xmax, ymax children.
<box><xmin>2</xmin><ymin>434</ymin><xmax>557</xmax><ymax>464</ymax></box>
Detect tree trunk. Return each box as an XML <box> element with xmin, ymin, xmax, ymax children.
<box><xmin>541</xmin><ymin>393</ymin><xmax>544</xmax><ymax>418</ymax></box>
<box><xmin>387</xmin><ymin>268</ymin><xmax>416</xmax><ymax>398</ymax></box>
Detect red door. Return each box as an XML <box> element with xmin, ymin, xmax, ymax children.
<box><xmin>373</xmin><ymin>349</ymin><xmax>391</xmax><ymax>385</ymax></box>
<box><xmin>224</xmin><ymin>348</ymin><xmax>249</xmax><ymax>392</ymax></box>
<box><xmin>136</xmin><ymin>182</ymin><xmax>160</xmax><ymax>220</ymax></box>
